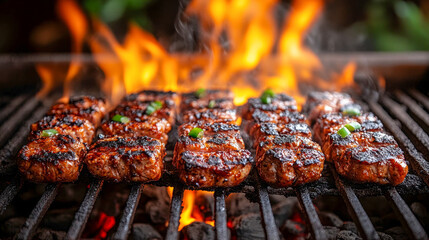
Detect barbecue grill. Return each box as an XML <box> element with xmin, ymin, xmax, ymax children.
<box><xmin>0</xmin><ymin>53</ymin><xmax>429</xmax><ymax>240</ymax></box>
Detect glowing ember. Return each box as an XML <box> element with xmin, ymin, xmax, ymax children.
<box><xmin>83</xmin><ymin>212</ymin><xmax>116</xmax><ymax>239</ymax></box>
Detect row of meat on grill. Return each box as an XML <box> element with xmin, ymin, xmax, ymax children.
<box><xmin>16</xmin><ymin>89</ymin><xmax>408</xmax><ymax>187</ymax></box>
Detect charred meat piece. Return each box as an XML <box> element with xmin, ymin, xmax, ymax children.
<box><xmin>174</xmin><ymin>121</ymin><xmax>252</xmax><ymax>187</ymax></box>
<box><xmin>29</xmin><ymin>115</ymin><xmax>95</xmax><ymax>145</ymax></box>
<box><xmin>181</xmin><ymin>108</ymin><xmax>238</xmax><ymax>124</ymax></box>
<box><xmin>175</xmin><ymin>150</ymin><xmax>253</xmax><ymax>188</ymax></box>
<box><xmin>335</xmin><ymin>146</ymin><xmax>408</xmax><ymax>185</ymax></box>
<box><xmin>242</xmin><ymin>94</ymin><xmax>297</xmax><ymax>121</ymax></box>
<box><xmin>46</xmin><ymin>96</ymin><xmax>107</xmax><ymax>127</ymax></box>
<box><xmin>242</xmin><ymin>109</ymin><xmax>307</xmax><ymax>133</ymax></box>
<box><xmin>17</xmin><ymin>134</ymin><xmax>86</xmax><ymax>182</ymax></box>
<box><xmin>110</xmin><ymin>100</ymin><xmax>175</xmax><ymax>127</ymax></box>
<box><xmin>180</xmin><ymin>90</ymin><xmax>235</xmax><ymax>112</ymax></box>
<box><xmin>124</xmin><ymin>90</ymin><xmax>179</xmax><ymax>106</ymax></box>
<box><xmin>313</xmin><ymin>112</ymin><xmax>383</xmax><ymax>143</ymax></box>
<box><xmin>249</xmin><ymin>122</ymin><xmax>312</xmax><ymax>148</ymax></box>
<box><xmin>85</xmin><ymin>136</ymin><xmax>165</xmax><ymax>182</ymax></box>
<box><xmin>303</xmin><ymin>91</ymin><xmax>356</xmax><ymax>125</ymax></box>
<box><xmin>176</xmin><ymin>122</ymin><xmax>245</xmax><ymax>153</ymax></box>
<box><xmin>257</xmin><ymin>140</ymin><xmax>324</xmax><ymax>187</ymax></box>
<box><xmin>101</xmin><ymin>117</ymin><xmax>169</xmax><ymax>145</ymax></box>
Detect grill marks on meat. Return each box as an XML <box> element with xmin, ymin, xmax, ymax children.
<box><xmin>304</xmin><ymin>91</ymin><xmax>408</xmax><ymax>185</ymax></box>
<box><xmin>174</xmin><ymin>90</ymin><xmax>252</xmax><ymax>187</ymax></box>
<box><xmin>85</xmin><ymin>91</ymin><xmax>176</xmax><ymax>182</ymax></box>
<box><xmin>18</xmin><ymin>96</ymin><xmax>107</xmax><ymax>182</ymax></box>
<box><xmin>242</xmin><ymin>93</ymin><xmax>325</xmax><ymax>187</ymax></box>
<box><xmin>85</xmin><ymin>136</ymin><xmax>165</xmax><ymax>182</ymax></box>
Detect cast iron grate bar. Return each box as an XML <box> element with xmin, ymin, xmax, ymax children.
<box><xmin>214</xmin><ymin>189</ymin><xmax>228</xmax><ymax>240</ymax></box>
<box><xmin>0</xmin><ymin>177</ymin><xmax>22</xmax><ymax>215</ymax></box>
<box><xmin>380</xmin><ymin>96</ymin><xmax>429</xmax><ymax>156</ymax></box>
<box><xmin>367</xmin><ymin>101</ymin><xmax>429</xmax><ymax>187</ymax></box>
<box><xmin>66</xmin><ymin>179</ymin><xmax>104</xmax><ymax>240</ymax></box>
<box><xmin>112</xmin><ymin>183</ymin><xmax>144</xmax><ymax>240</ymax></box>
<box><xmin>257</xmin><ymin>181</ymin><xmax>280</xmax><ymax>240</ymax></box>
<box><xmin>0</xmin><ymin>97</ymin><xmax>41</xmax><ymax>147</ymax></box>
<box><xmin>395</xmin><ymin>91</ymin><xmax>429</xmax><ymax>134</ymax></box>
<box><xmin>408</xmin><ymin>89</ymin><xmax>429</xmax><ymax>111</ymax></box>
<box><xmin>0</xmin><ymin>94</ymin><xmax>29</xmax><ymax>124</ymax></box>
<box><xmin>165</xmin><ymin>185</ymin><xmax>184</xmax><ymax>240</ymax></box>
<box><xmin>383</xmin><ymin>187</ymin><xmax>428</xmax><ymax>240</ymax></box>
<box><xmin>296</xmin><ymin>186</ymin><xmax>326</xmax><ymax>240</ymax></box>
<box><xmin>16</xmin><ymin>183</ymin><xmax>61</xmax><ymax>240</ymax></box>
<box><xmin>0</xmin><ymin>104</ymin><xmax>47</xmax><ymax>177</ymax></box>
<box><xmin>330</xmin><ymin>167</ymin><xmax>380</xmax><ymax>240</ymax></box>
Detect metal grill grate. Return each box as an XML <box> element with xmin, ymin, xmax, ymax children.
<box><xmin>1</xmin><ymin>89</ymin><xmax>429</xmax><ymax>240</ymax></box>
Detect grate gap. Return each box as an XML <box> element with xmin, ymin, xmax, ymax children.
<box><xmin>296</xmin><ymin>186</ymin><xmax>326</xmax><ymax>240</ymax></box>
<box><xmin>0</xmin><ymin>94</ymin><xmax>29</xmax><ymax>124</ymax></box>
<box><xmin>16</xmin><ymin>183</ymin><xmax>61</xmax><ymax>240</ymax></box>
<box><xmin>383</xmin><ymin>187</ymin><xmax>428</xmax><ymax>240</ymax></box>
<box><xmin>368</xmin><ymin>100</ymin><xmax>429</xmax><ymax>187</ymax></box>
<box><xmin>408</xmin><ymin>89</ymin><xmax>429</xmax><ymax>112</ymax></box>
<box><xmin>330</xmin><ymin>166</ymin><xmax>380</xmax><ymax>240</ymax></box>
<box><xmin>66</xmin><ymin>179</ymin><xmax>104</xmax><ymax>240</ymax></box>
<box><xmin>395</xmin><ymin>91</ymin><xmax>429</xmax><ymax>134</ymax></box>
<box><xmin>165</xmin><ymin>185</ymin><xmax>184</xmax><ymax>240</ymax></box>
<box><xmin>112</xmin><ymin>183</ymin><xmax>144</xmax><ymax>240</ymax></box>
<box><xmin>214</xmin><ymin>189</ymin><xmax>228</xmax><ymax>240</ymax></box>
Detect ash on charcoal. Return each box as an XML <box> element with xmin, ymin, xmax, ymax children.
<box><xmin>233</xmin><ymin>213</ymin><xmax>281</xmax><ymax>240</ymax></box>
<box><xmin>131</xmin><ymin>223</ymin><xmax>162</xmax><ymax>240</ymax></box>
<box><xmin>385</xmin><ymin>226</ymin><xmax>407</xmax><ymax>240</ymax></box>
<box><xmin>180</xmin><ymin>221</ymin><xmax>218</xmax><ymax>240</ymax></box>
<box><xmin>226</xmin><ymin>193</ymin><xmax>259</xmax><ymax>218</ymax></box>
<box><xmin>341</xmin><ymin>221</ymin><xmax>358</xmax><ymax>234</ymax></box>
<box><xmin>140</xmin><ymin>186</ymin><xmax>170</xmax><ymax>224</ymax></box>
<box><xmin>144</xmin><ymin>200</ymin><xmax>170</xmax><ymax>224</ymax></box>
<box><xmin>377</xmin><ymin>232</ymin><xmax>394</xmax><ymax>240</ymax></box>
<box><xmin>323</xmin><ymin>226</ymin><xmax>340</xmax><ymax>240</ymax></box>
<box><xmin>336</xmin><ymin>230</ymin><xmax>362</xmax><ymax>240</ymax></box>
<box><xmin>281</xmin><ymin>219</ymin><xmax>306</xmax><ymax>236</ymax></box>
<box><xmin>319</xmin><ymin>211</ymin><xmax>343</xmax><ymax>227</ymax></box>
<box><xmin>272</xmin><ymin>197</ymin><xmax>297</xmax><ymax>226</ymax></box>
<box><xmin>0</xmin><ymin>217</ymin><xmax>26</xmax><ymax>237</ymax></box>
<box><xmin>33</xmin><ymin>228</ymin><xmax>66</xmax><ymax>240</ymax></box>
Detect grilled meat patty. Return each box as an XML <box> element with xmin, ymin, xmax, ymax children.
<box><xmin>181</xmin><ymin>108</ymin><xmax>238</xmax><ymax>124</ymax></box>
<box><xmin>244</xmin><ymin>93</ymin><xmax>325</xmax><ymax>187</ymax></box>
<box><xmin>180</xmin><ymin>90</ymin><xmax>235</xmax><ymax>112</ymax></box>
<box><xmin>174</xmin><ymin>121</ymin><xmax>252</xmax><ymax>187</ymax></box>
<box><xmin>124</xmin><ymin>90</ymin><xmax>179</xmax><ymax>107</ymax></box>
<box><xmin>18</xmin><ymin>134</ymin><xmax>86</xmax><ymax>182</ymax></box>
<box><xmin>101</xmin><ymin>118</ymin><xmax>169</xmax><ymax>145</ymax></box>
<box><xmin>47</xmin><ymin>96</ymin><xmax>107</xmax><ymax>127</ymax></box>
<box><xmin>29</xmin><ymin>114</ymin><xmax>95</xmax><ymax>145</ymax></box>
<box><xmin>111</xmin><ymin>100</ymin><xmax>176</xmax><ymax>126</ymax></box>
<box><xmin>304</xmin><ymin>91</ymin><xmax>408</xmax><ymax>185</ymax></box>
<box><xmin>85</xmin><ymin>136</ymin><xmax>165</xmax><ymax>182</ymax></box>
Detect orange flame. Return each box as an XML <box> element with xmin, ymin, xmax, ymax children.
<box><xmin>56</xmin><ymin>0</ymin><xmax>88</xmax><ymax>100</ymax></box>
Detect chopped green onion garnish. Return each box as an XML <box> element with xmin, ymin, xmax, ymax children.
<box><xmin>345</xmin><ymin>122</ymin><xmax>361</xmax><ymax>131</ymax></box>
<box><xmin>260</xmin><ymin>95</ymin><xmax>272</xmax><ymax>104</ymax></box>
<box><xmin>260</xmin><ymin>88</ymin><xmax>275</xmax><ymax>104</ymax></box>
<box><xmin>262</xmin><ymin>88</ymin><xmax>276</xmax><ymax>98</ymax></box>
<box><xmin>337</xmin><ymin>127</ymin><xmax>351</xmax><ymax>138</ymax></box>
<box><xmin>208</xmin><ymin>100</ymin><xmax>215</xmax><ymax>108</ymax></box>
<box><xmin>342</xmin><ymin>108</ymin><xmax>361</xmax><ymax>117</ymax></box>
<box><xmin>146</xmin><ymin>101</ymin><xmax>163</xmax><ymax>115</ymax></box>
<box><xmin>195</xmin><ymin>88</ymin><xmax>206</xmax><ymax>98</ymax></box>
<box><xmin>112</xmin><ymin>114</ymin><xmax>130</xmax><ymax>124</ymax></box>
<box><xmin>189</xmin><ymin>127</ymin><xmax>204</xmax><ymax>138</ymax></box>
<box><xmin>41</xmin><ymin>129</ymin><xmax>58</xmax><ymax>137</ymax></box>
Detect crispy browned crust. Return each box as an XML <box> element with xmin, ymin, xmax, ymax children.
<box><xmin>46</xmin><ymin>96</ymin><xmax>107</xmax><ymax>127</ymax></box>
<box><xmin>180</xmin><ymin>90</ymin><xmax>235</xmax><ymax>112</ymax></box>
<box><xmin>124</xmin><ymin>90</ymin><xmax>179</xmax><ymax>107</ymax></box>
<box><xmin>249</xmin><ymin>122</ymin><xmax>312</xmax><ymax>148</ymax></box>
<box><xmin>174</xmin><ymin>150</ymin><xmax>253</xmax><ymax>188</ymax></box>
<box><xmin>101</xmin><ymin>118</ymin><xmax>169</xmax><ymax>145</ymax></box>
<box><xmin>29</xmin><ymin>114</ymin><xmax>95</xmax><ymax>145</ymax></box>
<box><xmin>85</xmin><ymin>136</ymin><xmax>165</xmax><ymax>182</ymax></box>
<box><xmin>181</xmin><ymin>108</ymin><xmax>239</xmax><ymax>124</ymax></box>
<box><xmin>17</xmin><ymin>135</ymin><xmax>85</xmax><ymax>182</ymax></box>
<box><xmin>111</xmin><ymin>100</ymin><xmax>176</xmax><ymax>126</ymax></box>
<box><xmin>241</xmin><ymin>94</ymin><xmax>297</xmax><ymax>121</ymax></box>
